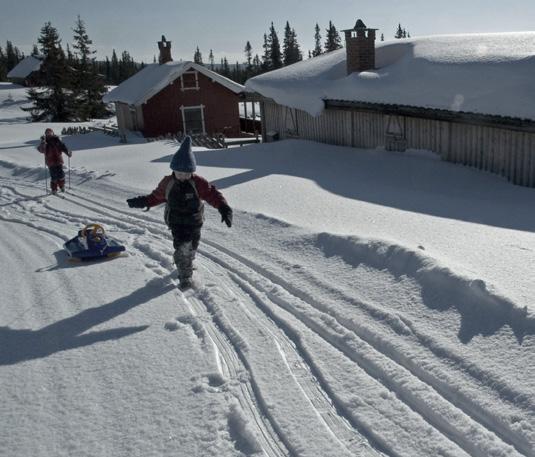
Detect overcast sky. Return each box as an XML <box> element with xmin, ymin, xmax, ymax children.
<box><xmin>1</xmin><ymin>0</ymin><xmax>534</xmax><ymax>63</ymax></box>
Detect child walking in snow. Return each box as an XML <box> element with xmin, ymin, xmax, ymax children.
<box><xmin>37</xmin><ymin>128</ymin><xmax>72</xmax><ymax>194</ymax></box>
<box><xmin>126</xmin><ymin>136</ymin><xmax>232</xmax><ymax>289</ymax></box>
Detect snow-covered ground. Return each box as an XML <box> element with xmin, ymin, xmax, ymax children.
<box><xmin>1</xmin><ymin>82</ymin><xmax>534</xmax><ymax>457</ymax></box>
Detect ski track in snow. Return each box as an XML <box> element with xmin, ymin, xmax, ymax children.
<box><xmin>1</xmin><ymin>172</ymin><xmax>534</xmax><ymax>457</ymax></box>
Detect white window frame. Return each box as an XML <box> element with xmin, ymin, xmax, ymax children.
<box><xmin>180</xmin><ymin>104</ymin><xmax>206</xmax><ymax>135</ymax></box>
<box><xmin>180</xmin><ymin>70</ymin><xmax>199</xmax><ymax>91</ymax></box>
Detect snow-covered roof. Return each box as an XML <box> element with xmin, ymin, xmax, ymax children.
<box><xmin>7</xmin><ymin>56</ymin><xmax>43</xmax><ymax>79</ymax></box>
<box><xmin>103</xmin><ymin>61</ymin><xmax>244</xmax><ymax>105</ymax></box>
<box><xmin>245</xmin><ymin>32</ymin><xmax>535</xmax><ymax>120</ymax></box>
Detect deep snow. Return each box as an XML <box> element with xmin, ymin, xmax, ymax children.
<box><xmin>1</xmin><ymin>82</ymin><xmax>534</xmax><ymax>457</ymax></box>
<box><xmin>246</xmin><ymin>32</ymin><xmax>535</xmax><ymax>119</ymax></box>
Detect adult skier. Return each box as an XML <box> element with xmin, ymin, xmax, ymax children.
<box><xmin>126</xmin><ymin>136</ymin><xmax>232</xmax><ymax>289</ymax></box>
<box><xmin>37</xmin><ymin>128</ymin><xmax>72</xmax><ymax>194</ymax></box>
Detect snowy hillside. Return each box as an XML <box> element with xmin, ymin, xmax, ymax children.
<box><xmin>1</xmin><ymin>82</ymin><xmax>534</xmax><ymax>457</ymax></box>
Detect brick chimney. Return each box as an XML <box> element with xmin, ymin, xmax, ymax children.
<box><xmin>343</xmin><ymin>20</ymin><xmax>377</xmax><ymax>74</ymax></box>
<box><xmin>158</xmin><ymin>35</ymin><xmax>172</xmax><ymax>64</ymax></box>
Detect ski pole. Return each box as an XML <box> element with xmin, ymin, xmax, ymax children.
<box><xmin>68</xmin><ymin>153</ymin><xmax>71</xmax><ymax>190</ymax></box>
<box><xmin>44</xmin><ymin>153</ymin><xmax>48</xmax><ymax>195</ymax></box>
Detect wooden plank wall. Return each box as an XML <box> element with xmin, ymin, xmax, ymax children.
<box><xmin>263</xmin><ymin>101</ymin><xmax>535</xmax><ymax>187</ymax></box>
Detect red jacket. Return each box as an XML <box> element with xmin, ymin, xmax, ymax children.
<box><xmin>146</xmin><ymin>174</ymin><xmax>227</xmax><ymax>209</ymax></box>
<box><xmin>38</xmin><ymin>136</ymin><xmax>69</xmax><ymax>167</ymax></box>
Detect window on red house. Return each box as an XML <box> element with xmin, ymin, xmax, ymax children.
<box><xmin>181</xmin><ymin>71</ymin><xmax>198</xmax><ymax>90</ymax></box>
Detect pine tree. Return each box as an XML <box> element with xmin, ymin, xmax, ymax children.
<box><xmin>118</xmin><ymin>50</ymin><xmax>136</xmax><ymax>81</ymax></box>
<box><xmin>324</xmin><ymin>21</ymin><xmax>342</xmax><ymax>52</ymax></box>
<box><xmin>283</xmin><ymin>21</ymin><xmax>302</xmax><ymax>66</ymax></box>
<box><xmin>110</xmin><ymin>49</ymin><xmax>119</xmax><ymax>84</ymax></box>
<box><xmin>312</xmin><ymin>23</ymin><xmax>322</xmax><ymax>57</ymax></box>
<box><xmin>71</xmin><ymin>15</ymin><xmax>107</xmax><ymax>120</ymax></box>
<box><xmin>402</xmin><ymin>29</ymin><xmax>407</xmax><ymax>38</ymax></box>
<box><xmin>268</xmin><ymin>22</ymin><xmax>282</xmax><ymax>69</ymax></box>
<box><xmin>222</xmin><ymin>57</ymin><xmax>230</xmax><ymax>77</ymax></box>
<box><xmin>244</xmin><ymin>41</ymin><xmax>252</xmax><ymax>68</ymax></box>
<box><xmin>261</xmin><ymin>33</ymin><xmax>271</xmax><ymax>71</ymax></box>
<box><xmin>193</xmin><ymin>46</ymin><xmax>203</xmax><ymax>64</ymax></box>
<box><xmin>0</xmin><ymin>46</ymin><xmax>7</xmax><ymax>81</ymax></box>
<box><xmin>5</xmin><ymin>41</ymin><xmax>22</xmax><ymax>72</ymax></box>
<box><xmin>252</xmin><ymin>54</ymin><xmax>261</xmax><ymax>75</ymax></box>
<box><xmin>105</xmin><ymin>56</ymin><xmax>111</xmax><ymax>82</ymax></box>
<box><xmin>381</xmin><ymin>33</ymin><xmax>385</xmax><ymax>41</ymax></box>
<box><xmin>395</xmin><ymin>24</ymin><xmax>404</xmax><ymax>39</ymax></box>
<box><xmin>209</xmin><ymin>49</ymin><xmax>215</xmax><ymax>70</ymax></box>
<box><xmin>23</xmin><ymin>22</ymin><xmax>74</xmax><ymax>121</ymax></box>
<box><xmin>31</xmin><ymin>44</ymin><xmax>40</xmax><ymax>56</ymax></box>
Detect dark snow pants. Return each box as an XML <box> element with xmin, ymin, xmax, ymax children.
<box><xmin>49</xmin><ymin>165</ymin><xmax>65</xmax><ymax>191</ymax></box>
<box><xmin>170</xmin><ymin>225</ymin><xmax>202</xmax><ymax>282</ymax></box>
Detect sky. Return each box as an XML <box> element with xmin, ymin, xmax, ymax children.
<box><xmin>1</xmin><ymin>0</ymin><xmax>534</xmax><ymax>64</ymax></box>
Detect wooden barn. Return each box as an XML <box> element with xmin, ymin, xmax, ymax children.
<box><xmin>7</xmin><ymin>55</ymin><xmax>43</xmax><ymax>86</ymax></box>
<box><xmin>246</xmin><ymin>22</ymin><xmax>535</xmax><ymax>188</ymax></box>
<box><xmin>104</xmin><ymin>36</ymin><xmax>244</xmax><ymax>138</ymax></box>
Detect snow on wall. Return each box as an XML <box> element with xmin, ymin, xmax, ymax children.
<box><xmin>245</xmin><ymin>32</ymin><xmax>535</xmax><ymax>120</ymax></box>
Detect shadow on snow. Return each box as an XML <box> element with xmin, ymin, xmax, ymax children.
<box><xmin>0</xmin><ymin>274</ymin><xmax>175</xmax><ymax>366</ymax></box>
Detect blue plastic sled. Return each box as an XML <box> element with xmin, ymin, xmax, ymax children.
<box><xmin>64</xmin><ymin>224</ymin><xmax>125</xmax><ymax>261</ymax></box>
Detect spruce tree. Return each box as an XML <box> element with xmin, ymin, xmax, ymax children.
<box><xmin>23</xmin><ymin>22</ymin><xmax>74</xmax><ymax>121</ymax></box>
<box><xmin>283</xmin><ymin>21</ymin><xmax>302</xmax><ymax>66</ymax></box>
<box><xmin>312</xmin><ymin>23</ymin><xmax>322</xmax><ymax>57</ymax></box>
<box><xmin>31</xmin><ymin>44</ymin><xmax>40</xmax><ymax>56</ymax></box>
<box><xmin>395</xmin><ymin>24</ymin><xmax>403</xmax><ymax>39</ymax></box>
<box><xmin>193</xmin><ymin>46</ymin><xmax>203</xmax><ymax>64</ymax></box>
<box><xmin>324</xmin><ymin>21</ymin><xmax>342</xmax><ymax>52</ymax></box>
<box><xmin>268</xmin><ymin>22</ymin><xmax>282</xmax><ymax>69</ymax></box>
<box><xmin>209</xmin><ymin>49</ymin><xmax>215</xmax><ymax>70</ymax></box>
<box><xmin>252</xmin><ymin>54</ymin><xmax>261</xmax><ymax>76</ymax></box>
<box><xmin>6</xmin><ymin>41</ymin><xmax>22</xmax><ymax>72</ymax></box>
<box><xmin>381</xmin><ymin>33</ymin><xmax>385</xmax><ymax>41</ymax></box>
<box><xmin>261</xmin><ymin>33</ymin><xmax>271</xmax><ymax>71</ymax></box>
<box><xmin>71</xmin><ymin>15</ymin><xmax>107</xmax><ymax>120</ymax></box>
<box><xmin>110</xmin><ymin>49</ymin><xmax>119</xmax><ymax>84</ymax></box>
<box><xmin>105</xmin><ymin>56</ymin><xmax>111</xmax><ymax>82</ymax></box>
<box><xmin>222</xmin><ymin>57</ymin><xmax>230</xmax><ymax>77</ymax></box>
<box><xmin>0</xmin><ymin>46</ymin><xmax>6</xmax><ymax>81</ymax></box>
<box><xmin>244</xmin><ymin>41</ymin><xmax>252</xmax><ymax>69</ymax></box>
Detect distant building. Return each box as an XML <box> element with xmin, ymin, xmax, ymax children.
<box><xmin>7</xmin><ymin>55</ymin><xmax>43</xmax><ymax>86</ymax></box>
<box><xmin>246</xmin><ymin>22</ymin><xmax>535</xmax><ymax>188</ymax></box>
<box><xmin>104</xmin><ymin>36</ymin><xmax>244</xmax><ymax>138</ymax></box>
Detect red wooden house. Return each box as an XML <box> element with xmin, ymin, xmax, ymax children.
<box><xmin>104</xmin><ymin>36</ymin><xmax>244</xmax><ymax>138</ymax></box>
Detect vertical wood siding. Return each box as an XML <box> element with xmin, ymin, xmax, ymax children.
<box><xmin>263</xmin><ymin>100</ymin><xmax>535</xmax><ymax>187</ymax></box>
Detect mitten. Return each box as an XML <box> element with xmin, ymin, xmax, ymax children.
<box><xmin>218</xmin><ymin>204</ymin><xmax>232</xmax><ymax>228</ymax></box>
<box><xmin>127</xmin><ymin>196</ymin><xmax>149</xmax><ymax>209</ymax></box>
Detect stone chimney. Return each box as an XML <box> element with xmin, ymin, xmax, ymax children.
<box><xmin>343</xmin><ymin>20</ymin><xmax>377</xmax><ymax>74</ymax></box>
<box><xmin>158</xmin><ymin>35</ymin><xmax>172</xmax><ymax>64</ymax></box>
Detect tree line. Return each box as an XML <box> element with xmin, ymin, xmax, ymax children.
<box><xmin>1</xmin><ymin>19</ymin><xmax>412</xmax><ymax>121</ymax></box>
<box><xmin>196</xmin><ymin>20</ymin><xmax>346</xmax><ymax>84</ymax></box>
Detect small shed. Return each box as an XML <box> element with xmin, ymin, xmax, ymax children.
<box><xmin>104</xmin><ymin>36</ymin><xmax>244</xmax><ymax>138</ymax></box>
<box><xmin>7</xmin><ymin>56</ymin><xmax>43</xmax><ymax>86</ymax></box>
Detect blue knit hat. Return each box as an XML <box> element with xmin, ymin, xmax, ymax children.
<box><xmin>170</xmin><ymin>136</ymin><xmax>196</xmax><ymax>172</ymax></box>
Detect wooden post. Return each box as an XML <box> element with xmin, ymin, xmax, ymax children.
<box><xmin>244</xmin><ymin>102</ymin><xmax>248</xmax><ymax>133</ymax></box>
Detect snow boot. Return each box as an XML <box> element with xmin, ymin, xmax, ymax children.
<box><xmin>174</xmin><ymin>241</ymin><xmax>196</xmax><ymax>289</ymax></box>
